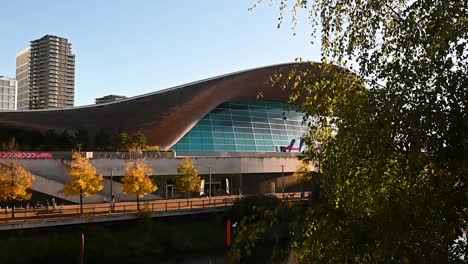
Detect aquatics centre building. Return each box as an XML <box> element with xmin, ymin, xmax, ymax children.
<box><xmin>0</xmin><ymin>62</ymin><xmax>328</xmax><ymax>203</ymax></box>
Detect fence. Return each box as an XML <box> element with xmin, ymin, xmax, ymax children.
<box><xmin>0</xmin><ymin>194</ymin><xmax>307</xmax><ymax>225</ymax></box>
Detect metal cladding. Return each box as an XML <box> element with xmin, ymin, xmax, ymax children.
<box><xmin>0</xmin><ymin>62</ymin><xmax>327</xmax><ymax>149</ymax></box>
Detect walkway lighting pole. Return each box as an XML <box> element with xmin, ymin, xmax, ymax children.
<box><xmin>280</xmin><ymin>165</ymin><xmax>286</xmax><ymax>197</ymax></box>
<box><xmin>110</xmin><ymin>168</ymin><xmax>114</xmax><ymax>197</ymax></box>
<box><xmin>209</xmin><ymin>167</ymin><xmax>212</xmax><ymax>197</ymax></box>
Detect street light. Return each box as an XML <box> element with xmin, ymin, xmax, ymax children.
<box><xmin>110</xmin><ymin>168</ymin><xmax>114</xmax><ymax>198</ymax></box>
<box><xmin>209</xmin><ymin>167</ymin><xmax>212</xmax><ymax>198</ymax></box>
<box><xmin>280</xmin><ymin>165</ymin><xmax>286</xmax><ymax>197</ymax></box>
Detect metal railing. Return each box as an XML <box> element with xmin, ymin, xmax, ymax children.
<box><xmin>0</xmin><ymin>194</ymin><xmax>308</xmax><ymax>226</ymax></box>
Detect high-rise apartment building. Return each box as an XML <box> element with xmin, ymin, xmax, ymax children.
<box><xmin>0</xmin><ymin>76</ymin><xmax>17</xmax><ymax>111</ymax></box>
<box><xmin>16</xmin><ymin>48</ymin><xmax>30</xmax><ymax>110</ymax></box>
<box><xmin>16</xmin><ymin>35</ymin><xmax>75</xmax><ymax>110</ymax></box>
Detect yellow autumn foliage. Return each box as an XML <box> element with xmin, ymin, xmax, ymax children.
<box><xmin>293</xmin><ymin>161</ymin><xmax>313</xmax><ymax>184</ymax></box>
<box><xmin>175</xmin><ymin>157</ymin><xmax>201</xmax><ymax>194</ymax></box>
<box><xmin>121</xmin><ymin>159</ymin><xmax>157</xmax><ymax>198</ymax></box>
<box><xmin>62</xmin><ymin>151</ymin><xmax>103</xmax><ymax>196</ymax></box>
<box><xmin>0</xmin><ymin>162</ymin><xmax>34</xmax><ymax>202</ymax></box>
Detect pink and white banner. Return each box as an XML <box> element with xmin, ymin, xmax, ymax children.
<box><xmin>0</xmin><ymin>152</ymin><xmax>53</xmax><ymax>159</ymax></box>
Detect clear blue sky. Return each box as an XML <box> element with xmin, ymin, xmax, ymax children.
<box><xmin>0</xmin><ymin>0</ymin><xmax>319</xmax><ymax>106</ymax></box>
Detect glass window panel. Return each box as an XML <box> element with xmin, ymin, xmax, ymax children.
<box><xmin>234</xmin><ymin>127</ymin><xmax>253</xmax><ymax>133</ymax></box>
<box><xmin>199</xmin><ymin>125</ymin><xmax>212</xmax><ymax>131</ymax></box>
<box><xmin>256</xmin><ymin>140</ymin><xmax>273</xmax><ymax>145</ymax></box>
<box><xmin>189</xmin><ymin>131</ymin><xmax>202</xmax><ymax>138</ymax></box>
<box><xmin>259</xmin><ymin>134</ymin><xmax>273</xmax><ymax>140</ymax></box>
<box><xmin>223</xmin><ymin>132</ymin><xmax>235</xmax><ymax>138</ymax></box>
<box><xmin>253</xmin><ymin>128</ymin><xmax>270</xmax><ymax>134</ymax></box>
<box><xmin>251</xmin><ymin>117</ymin><xmax>267</xmax><ymax>123</ymax></box>
<box><xmin>202</xmin><ymin>138</ymin><xmax>213</xmax><ymax>144</ymax></box>
<box><xmin>176</xmin><ymin>146</ymin><xmax>190</xmax><ymax>151</ymax></box>
<box><xmin>212</xmin><ymin>126</ymin><xmax>225</xmax><ymax>132</ymax></box>
<box><xmin>286</xmin><ymin>125</ymin><xmax>299</xmax><ymax>130</ymax></box>
<box><xmin>214</xmin><ymin>145</ymin><xmax>227</xmax><ymax>151</ymax></box>
<box><xmin>230</xmin><ymin>109</ymin><xmax>250</xmax><ymax>116</ymax></box>
<box><xmin>236</xmin><ymin>133</ymin><xmax>254</xmax><ymax>139</ymax></box>
<box><xmin>213</xmin><ymin>132</ymin><xmax>225</xmax><ymax>138</ymax></box>
<box><xmin>231</xmin><ymin>115</ymin><xmax>251</xmax><ymax>122</ymax></box>
<box><xmin>250</xmin><ymin>110</ymin><xmax>268</xmax><ymax>117</ymax></box>
<box><xmin>268</xmin><ymin>113</ymin><xmax>284</xmax><ymax>119</ymax></box>
<box><xmin>214</xmin><ymin>138</ymin><xmax>224</xmax><ymax>144</ymax></box>
<box><xmin>233</xmin><ymin>121</ymin><xmax>251</xmax><ymax>128</ymax></box>
<box><xmin>285</xmin><ymin>120</ymin><xmax>300</xmax><ymax>125</ymax></box>
<box><xmin>190</xmin><ymin>138</ymin><xmax>202</xmax><ymax>144</ymax></box>
<box><xmin>270</xmin><ymin>124</ymin><xmax>286</xmax><ymax>130</ymax></box>
<box><xmin>190</xmin><ymin>143</ymin><xmax>203</xmax><ymax>151</ymax></box>
<box><xmin>212</xmin><ymin>120</ymin><xmax>232</xmax><ymax>126</ymax></box>
<box><xmin>223</xmin><ymin>139</ymin><xmax>234</xmax><ymax>144</ymax></box>
<box><xmin>238</xmin><ymin>146</ymin><xmax>255</xmax><ymax>150</ymax></box>
<box><xmin>211</xmin><ymin>114</ymin><xmax>231</xmax><ymax>120</ymax></box>
<box><xmin>271</xmin><ymin>129</ymin><xmax>283</xmax><ymax>135</ymax></box>
<box><xmin>202</xmin><ymin>144</ymin><xmax>214</xmax><ymax>151</ymax></box>
<box><xmin>252</xmin><ymin>123</ymin><xmax>270</xmax><ymax>129</ymax></box>
<box><xmin>198</xmin><ymin>119</ymin><xmax>211</xmax><ymax>125</ymax></box>
<box><xmin>269</xmin><ymin>119</ymin><xmax>285</xmax><ymax>124</ymax></box>
<box><xmin>237</xmin><ymin>139</ymin><xmax>255</xmax><ymax>145</ymax></box>
<box><xmin>224</xmin><ymin>145</ymin><xmax>237</xmax><ymax>151</ymax></box>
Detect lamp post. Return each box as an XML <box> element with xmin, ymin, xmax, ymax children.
<box><xmin>280</xmin><ymin>165</ymin><xmax>286</xmax><ymax>197</ymax></box>
<box><xmin>209</xmin><ymin>167</ymin><xmax>212</xmax><ymax>197</ymax></box>
<box><xmin>110</xmin><ymin>168</ymin><xmax>114</xmax><ymax>197</ymax></box>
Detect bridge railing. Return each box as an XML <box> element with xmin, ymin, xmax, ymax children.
<box><xmin>0</xmin><ymin>193</ymin><xmax>308</xmax><ymax>225</ymax></box>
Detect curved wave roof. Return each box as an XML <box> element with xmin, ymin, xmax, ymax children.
<box><xmin>0</xmin><ymin>62</ymin><xmax>326</xmax><ymax>148</ymax></box>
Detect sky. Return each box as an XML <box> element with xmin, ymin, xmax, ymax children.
<box><xmin>0</xmin><ymin>0</ymin><xmax>320</xmax><ymax>106</ymax></box>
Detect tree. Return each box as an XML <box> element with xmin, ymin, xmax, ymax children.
<box><xmin>0</xmin><ymin>138</ymin><xmax>34</xmax><ymax>218</ymax></box>
<box><xmin>293</xmin><ymin>160</ymin><xmax>321</xmax><ymax>200</ymax></box>
<box><xmin>121</xmin><ymin>158</ymin><xmax>156</xmax><ymax>211</ymax></box>
<box><xmin>62</xmin><ymin>150</ymin><xmax>103</xmax><ymax>214</ymax></box>
<box><xmin>250</xmin><ymin>0</ymin><xmax>467</xmax><ymax>262</ymax></box>
<box><xmin>114</xmin><ymin>130</ymin><xmax>130</xmax><ymax>151</ymax></box>
<box><xmin>130</xmin><ymin>131</ymin><xmax>146</xmax><ymax>153</ymax></box>
<box><xmin>175</xmin><ymin>158</ymin><xmax>201</xmax><ymax>205</ymax></box>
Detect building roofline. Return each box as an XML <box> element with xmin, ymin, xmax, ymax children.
<box><xmin>16</xmin><ymin>47</ymin><xmax>31</xmax><ymax>57</ymax></box>
<box><xmin>8</xmin><ymin>61</ymin><xmax>319</xmax><ymax>113</ymax></box>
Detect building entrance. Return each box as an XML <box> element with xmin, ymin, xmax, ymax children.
<box><xmin>205</xmin><ymin>182</ymin><xmax>221</xmax><ymax>196</ymax></box>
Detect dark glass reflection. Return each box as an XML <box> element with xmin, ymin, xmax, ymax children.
<box><xmin>173</xmin><ymin>100</ymin><xmax>307</xmax><ymax>152</ymax></box>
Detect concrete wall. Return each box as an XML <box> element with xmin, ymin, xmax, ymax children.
<box><xmin>90</xmin><ymin>156</ymin><xmax>303</xmax><ymax>176</ymax></box>
<box><xmin>6</xmin><ymin>154</ymin><xmax>311</xmax><ymax>203</ymax></box>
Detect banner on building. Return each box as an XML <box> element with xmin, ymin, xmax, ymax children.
<box><xmin>226</xmin><ymin>178</ymin><xmax>230</xmax><ymax>194</ymax></box>
<box><xmin>0</xmin><ymin>152</ymin><xmax>53</xmax><ymax>159</ymax></box>
<box><xmin>200</xmin><ymin>179</ymin><xmax>205</xmax><ymax>196</ymax></box>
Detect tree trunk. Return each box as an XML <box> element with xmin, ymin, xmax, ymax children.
<box><xmin>136</xmin><ymin>195</ymin><xmax>140</xmax><ymax>211</ymax></box>
<box><xmin>80</xmin><ymin>190</ymin><xmax>83</xmax><ymax>215</ymax></box>
<box><xmin>186</xmin><ymin>193</ymin><xmax>189</xmax><ymax>206</ymax></box>
<box><xmin>11</xmin><ymin>203</ymin><xmax>15</xmax><ymax>219</ymax></box>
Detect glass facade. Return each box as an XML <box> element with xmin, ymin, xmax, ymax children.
<box><xmin>173</xmin><ymin>100</ymin><xmax>308</xmax><ymax>152</ymax></box>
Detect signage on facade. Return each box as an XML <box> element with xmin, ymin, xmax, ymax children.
<box><xmin>0</xmin><ymin>152</ymin><xmax>53</xmax><ymax>159</ymax></box>
<box><xmin>280</xmin><ymin>139</ymin><xmax>306</xmax><ymax>152</ymax></box>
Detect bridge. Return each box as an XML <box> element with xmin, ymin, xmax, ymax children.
<box><xmin>0</xmin><ymin>193</ymin><xmax>307</xmax><ymax>231</ymax></box>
